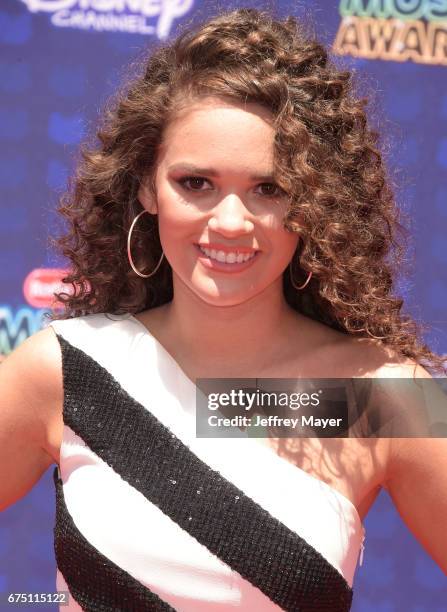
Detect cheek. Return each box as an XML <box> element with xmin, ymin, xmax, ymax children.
<box><xmin>269</xmin><ymin>215</ymin><xmax>300</xmax><ymax>259</ymax></box>
<box><xmin>280</xmin><ymin>233</ymin><xmax>300</xmax><ymax>262</ymax></box>
<box><xmin>156</xmin><ymin>194</ymin><xmax>197</xmax><ymax>244</ymax></box>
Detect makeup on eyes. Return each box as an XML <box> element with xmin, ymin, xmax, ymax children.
<box><xmin>175</xmin><ymin>175</ymin><xmax>285</xmax><ymax>199</ymax></box>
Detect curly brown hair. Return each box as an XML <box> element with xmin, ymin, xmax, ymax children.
<box><xmin>47</xmin><ymin>7</ymin><xmax>446</xmax><ymax>375</ymax></box>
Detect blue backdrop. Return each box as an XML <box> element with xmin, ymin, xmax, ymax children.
<box><xmin>0</xmin><ymin>0</ymin><xmax>446</xmax><ymax>609</ymax></box>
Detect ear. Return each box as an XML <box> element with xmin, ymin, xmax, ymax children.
<box><xmin>137</xmin><ymin>178</ymin><xmax>158</xmax><ymax>215</ymax></box>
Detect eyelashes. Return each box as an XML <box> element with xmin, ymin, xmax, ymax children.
<box><xmin>176</xmin><ymin>176</ymin><xmax>285</xmax><ymax>199</ymax></box>
<box><xmin>177</xmin><ymin>177</ymin><xmax>211</xmax><ymax>192</ymax></box>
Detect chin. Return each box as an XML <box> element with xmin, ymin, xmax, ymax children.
<box><xmin>192</xmin><ymin>284</ymin><xmax>261</xmax><ymax>308</ymax></box>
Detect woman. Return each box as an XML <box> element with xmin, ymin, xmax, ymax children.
<box><xmin>1</xmin><ymin>8</ymin><xmax>446</xmax><ymax>611</ymax></box>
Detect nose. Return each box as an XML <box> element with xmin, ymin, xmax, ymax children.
<box><xmin>207</xmin><ymin>194</ymin><xmax>254</xmax><ymax>237</ymax></box>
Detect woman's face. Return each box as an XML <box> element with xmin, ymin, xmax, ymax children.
<box><xmin>138</xmin><ymin>96</ymin><xmax>299</xmax><ymax>307</ymax></box>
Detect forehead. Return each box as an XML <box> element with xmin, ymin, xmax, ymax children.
<box><xmin>157</xmin><ymin>97</ymin><xmax>276</xmax><ymax>171</ymax></box>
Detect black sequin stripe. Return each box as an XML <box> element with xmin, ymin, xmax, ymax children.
<box><xmin>53</xmin><ymin>468</ymin><xmax>176</xmax><ymax>612</ymax></box>
<box><xmin>56</xmin><ymin>333</ymin><xmax>354</xmax><ymax>612</ymax></box>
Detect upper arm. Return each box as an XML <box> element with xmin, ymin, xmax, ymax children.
<box><xmin>383</xmin><ymin>436</ymin><xmax>447</xmax><ymax>573</ymax></box>
<box><xmin>0</xmin><ymin>325</ymin><xmax>63</xmax><ymax>511</ymax></box>
<box><xmin>380</xmin><ymin>361</ymin><xmax>447</xmax><ymax>573</ymax></box>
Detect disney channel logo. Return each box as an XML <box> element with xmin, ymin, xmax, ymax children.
<box><xmin>21</xmin><ymin>0</ymin><xmax>195</xmax><ymax>39</ymax></box>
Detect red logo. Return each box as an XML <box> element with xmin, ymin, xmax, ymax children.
<box><xmin>23</xmin><ymin>268</ymin><xmax>79</xmax><ymax>309</ymax></box>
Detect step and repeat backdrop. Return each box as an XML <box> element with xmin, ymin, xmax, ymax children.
<box><xmin>1</xmin><ymin>0</ymin><xmax>446</xmax><ymax>609</ymax></box>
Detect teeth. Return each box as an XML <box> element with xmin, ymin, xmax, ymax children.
<box><xmin>199</xmin><ymin>246</ymin><xmax>256</xmax><ymax>264</ymax></box>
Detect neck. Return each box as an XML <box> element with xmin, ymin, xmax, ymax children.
<box><xmin>159</xmin><ymin>275</ymin><xmax>303</xmax><ymax>374</ymax></box>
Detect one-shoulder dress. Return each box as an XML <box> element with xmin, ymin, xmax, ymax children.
<box><xmin>47</xmin><ymin>313</ymin><xmax>366</xmax><ymax>612</ymax></box>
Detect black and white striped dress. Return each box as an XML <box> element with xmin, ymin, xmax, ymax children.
<box><xmin>48</xmin><ymin>313</ymin><xmax>366</xmax><ymax>611</ymax></box>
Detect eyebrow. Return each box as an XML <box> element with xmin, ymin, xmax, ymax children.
<box><xmin>168</xmin><ymin>163</ymin><xmax>276</xmax><ymax>182</ymax></box>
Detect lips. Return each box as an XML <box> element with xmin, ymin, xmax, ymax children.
<box><xmin>194</xmin><ymin>244</ymin><xmax>260</xmax><ymax>273</ymax></box>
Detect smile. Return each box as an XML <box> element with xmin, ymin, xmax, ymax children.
<box><xmin>198</xmin><ymin>245</ymin><xmax>257</xmax><ymax>263</ymax></box>
<box><xmin>194</xmin><ymin>244</ymin><xmax>260</xmax><ymax>273</ymax></box>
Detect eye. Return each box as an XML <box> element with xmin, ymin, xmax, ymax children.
<box><xmin>177</xmin><ymin>176</ymin><xmax>212</xmax><ymax>192</ymax></box>
<box><xmin>255</xmin><ymin>182</ymin><xmax>284</xmax><ymax>198</ymax></box>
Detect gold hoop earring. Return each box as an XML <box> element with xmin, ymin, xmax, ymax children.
<box><xmin>289</xmin><ymin>261</ymin><xmax>312</xmax><ymax>290</ymax></box>
<box><xmin>127</xmin><ymin>209</ymin><xmax>164</xmax><ymax>278</ymax></box>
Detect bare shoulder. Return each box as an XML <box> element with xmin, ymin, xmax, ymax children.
<box><xmin>17</xmin><ymin>324</ymin><xmax>63</xmax><ymax>395</ymax></box>
<box><xmin>343</xmin><ymin>334</ymin><xmax>442</xmax><ymax>458</ymax></box>
<box><xmin>345</xmin><ymin>333</ymin><xmax>432</xmax><ymax>378</ymax></box>
<box><xmin>315</xmin><ymin>321</ymin><xmax>432</xmax><ymax>379</ymax></box>
<box><xmin>301</xmin><ymin>322</ymin><xmax>437</xmax><ymax>488</ymax></box>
